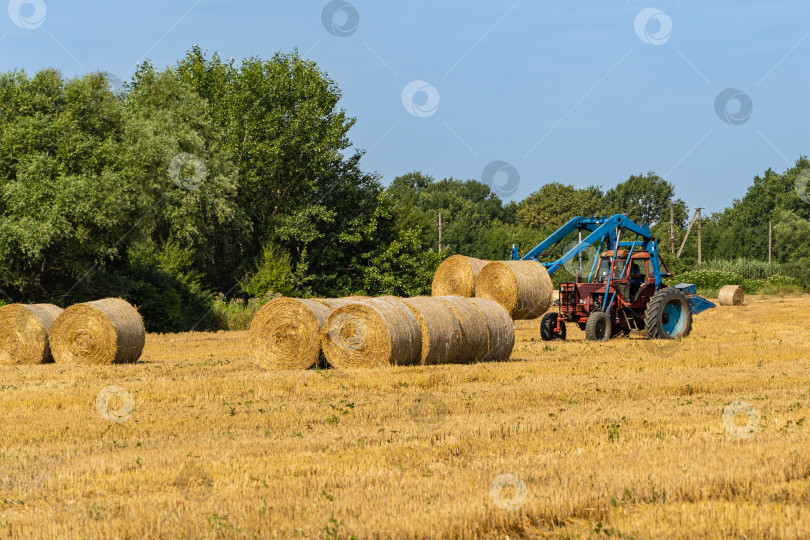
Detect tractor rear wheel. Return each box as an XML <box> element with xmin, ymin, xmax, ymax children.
<box><xmin>585</xmin><ymin>311</ymin><xmax>612</xmax><ymax>341</ymax></box>
<box><xmin>645</xmin><ymin>287</ymin><xmax>693</xmax><ymax>339</ymax></box>
<box><xmin>541</xmin><ymin>313</ymin><xmax>566</xmax><ymax>341</ymax></box>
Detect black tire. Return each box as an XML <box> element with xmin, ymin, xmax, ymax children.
<box><xmin>585</xmin><ymin>311</ymin><xmax>612</xmax><ymax>341</ymax></box>
<box><xmin>541</xmin><ymin>313</ymin><xmax>566</xmax><ymax>341</ymax></box>
<box><xmin>645</xmin><ymin>287</ymin><xmax>693</xmax><ymax>339</ymax></box>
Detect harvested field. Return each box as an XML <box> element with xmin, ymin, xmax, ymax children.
<box><xmin>2</xmin><ymin>295</ymin><xmax>810</xmax><ymax>538</ymax></box>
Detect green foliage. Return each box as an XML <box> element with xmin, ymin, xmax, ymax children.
<box><xmin>669</xmin><ymin>260</ymin><xmax>805</xmax><ymax>297</ymax></box>
<box><xmin>210</xmin><ymin>295</ymin><xmax>270</xmax><ymax>331</ymax></box>
<box><xmin>242</xmin><ymin>244</ymin><xmax>296</xmax><ymax>298</ymax></box>
<box><xmin>707</xmin><ymin>157</ymin><xmax>810</xmax><ymax>261</ymax></box>
<box><xmin>174</xmin><ymin>46</ymin><xmax>379</xmax><ymax>295</ymax></box>
<box><xmin>779</xmin><ymin>258</ymin><xmax>810</xmax><ymax>290</ymax></box>
<box><xmin>387</xmin><ymin>171</ymin><xmax>511</xmax><ymax>260</ymax></box>
<box><xmin>517</xmin><ymin>182</ymin><xmax>603</xmax><ymax>231</ymax></box>
<box><xmin>105</xmin><ymin>242</ymin><xmax>220</xmax><ymax>333</ymax></box>
<box><xmin>695</xmin><ymin>258</ymin><xmax>782</xmax><ymax>280</ymax></box>
<box><xmin>773</xmin><ymin>210</ymin><xmax>810</xmax><ymax>262</ymax></box>
<box><xmin>604</xmin><ymin>173</ymin><xmax>687</xmax><ymax>227</ymax></box>
<box><xmin>741</xmin><ymin>275</ymin><xmax>803</xmax><ymax>295</ymax></box>
<box><xmin>669</xmin><ymin>269</ymin><xmax>744</xmax><ymax>290</ymax></box>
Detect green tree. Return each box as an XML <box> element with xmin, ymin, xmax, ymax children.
<box><xmin>709</xmin><ymin>158</ymin><xmax>810</xmax><ymax>261</ymax></box>
<box><xmin>387</xmin><ymin>172</ymin><xmax>510</xmax><ymax>259</ymax></box>
<box><xmin>604</xmin><ymin>173</ymin><xmax>687</xmax><ymax>227</ymax></box>
<box><xmin>174</xmin><ymin>47</ymin><xmax>381</xmax><ymax>296</ymax></box>
<box><xmin>516</xmin><ymin>182</ymin><xmax>603</xmax><ymax>231</ymax></box>
<box><xmin>0</xmin><ymin>69</ymin><xmax>136</xmax><ymax>298</ymax></box>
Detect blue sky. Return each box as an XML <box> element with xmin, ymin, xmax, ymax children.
<box><xmin>2</xmin><ymin>0</ymin><xmax>809</xmax><ymax>214</ymax></box>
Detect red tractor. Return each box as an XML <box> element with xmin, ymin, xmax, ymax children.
<box><xmin>510</xmin><ymin>214</ymin><xmax>714</xmax><ymax>341</ymax></box>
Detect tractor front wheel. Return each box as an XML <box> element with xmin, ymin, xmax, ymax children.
<box><xmin>645</xmin><ymin>287</ymin><xmax>693</xmax><ymax>339</ymax></box>
<box><xmin>585</xmin><ymin>311</ymin><xmax>612</xmax><ymax>341</ymax></box>
<box><xmin>541</xmin><ymin>313</ymin><xmax>566</xmax><ymax>341</ymax></box>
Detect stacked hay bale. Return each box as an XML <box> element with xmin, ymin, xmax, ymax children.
<box><xmin>251</xmin><ymin>294</ymin><xmax>516</xmax><ymax>369</ymax></box>
<box><xmin>314</xmin><ymin>296</ymin><xmax>370</xmax><ymax>309</ymax></box>
<box><xmin>468</xmin><ymin>298</ymin><xmax>515</xmax><ymax>363</ymax></box>
<box><xmin>437</xmin><ymin>296</ymin><xmax>490</xmax><ymax>364</ymax></box>
<box><xmin>0</xmin><ymin>304</ymin><xmax>63</xmax><ymax>364</ymax></box>
<box><xmin>718</xmin><ymin>285</ymin><xmax>745</xmax><ymax>306</ymax></box>
<box><xmin>320</xmin><ymin>297</ymin><xmax>421</xmax><ymax>368</ymax></box>
<box><xmin>401</xmin><ymin>297</ymin><xmax>463</xmax><ymax>365</ymax></box>
<box><xmin>249</xmin><ymin>252</ymin><xmax>548</xmax><ymax>370</ymax></box>
<box><xmin>432</xmin><ymin>255</ymin><xmax>488</xmax><ymax>297</ymax></box>
<box><xmin>476</xmin><ymin>260</ymin><xmax>554</xmax><ymax>319</ymax></box>
<box><xmin>50</xmin><ymin>298</ymin><xmax>145</xmax><ymax>365</ymax></box>
<box><xmin>250</xmin><ymin>298</ymin><xmax>334</xmax><ymax>370</ymax></box>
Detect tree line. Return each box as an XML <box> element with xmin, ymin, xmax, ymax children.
<box><xmin>0</xmin><ymin>47</ymin><xmax>807</xmax><ymax>331</ymax></box>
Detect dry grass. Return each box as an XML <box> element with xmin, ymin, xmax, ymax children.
<box><xmin>1</xmin><ymin>294</ymin><xmax>810</xmax><ymax>539</ymax></box>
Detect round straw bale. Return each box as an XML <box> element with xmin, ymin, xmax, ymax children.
<box><xmin>0</xmin><ymin>304</ymin><xmax>63</xmax><ymax>365</ymax></box>
<box><xmin>432</xmin><ymin>255</ymin><xmax>488</xmax><ymax>297</ymax></box>
<box><xmin>50</xmin><ymin>298</ymin><xmax>145</xmax><ymax>365</ymax></box>
<box><xmin>313</xmin><ymin>297</ymin><xmax>370</xmax><ymax>309</ymax></box>
<box><xmin>467</xmin><ymin>298</ymin><xmax>515</xmax><ymax>363</ymax></box>
<box><xmin>718</xmin><ymin>285</ymin><xmax>745</xmax><ymax>306</ymax></box>
<box><xmin>437</xmin><ymin>296</ymin><xmax>489</xmax><ymax>364</ymax></box>
<box><xmin>476</xmin><ymin>260</ymin><xmax>553</xmax><ymax>319</ymax></box>
<box><xmin>401</xmin><ymin>297</ymin><xmax>463</xmax><ymax>365</ymax></box>
<box><xmin>250</xmin><ymin>298</ymin><xmax>333</xmax><ymax>370</ymax></box>
<box><xmin>320</xmin><ymin>297</ymin><xmax>421</xmax><ymax>368</ymax></box>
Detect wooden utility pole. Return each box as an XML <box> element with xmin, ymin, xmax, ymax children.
<box><xmin>768</xmin><ymin>220</ymin><xmax>773</xmax><ymax>263</ymax></box>
<box><xmin>677</xmin><ymin>208</ymin><xmax>704</xmax><ymax>259</ymax></box>
<box><xmin>438</xmin><ymin>211</ymin><xmax>443</xmax><ymax>253</ymax></box>
<box><xmin>669</xmin><ymin>201</ymin><xmax>675</xmax><ymax>255</ymax></box>
<box><xmin>697</xmin><ymin>208</ymin><xmax>703</xmax><ymax>264</ymax></box>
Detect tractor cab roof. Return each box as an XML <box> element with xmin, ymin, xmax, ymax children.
<box><xmin>602</xmin><ymin>250</ymin><xmax>651</xmax><ymax>259</ymax></box>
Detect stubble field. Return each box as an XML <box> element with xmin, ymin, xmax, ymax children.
<box><xmin>1</xmin><ymin>294</ymin><xmax>809</xmax><ymax>539</ymax></box>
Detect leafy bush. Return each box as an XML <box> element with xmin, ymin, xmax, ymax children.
<box><xmin>210</xmin><ymin>294</ymin><xmax>275</xmax><ymax>330</ymax></box>
<box><xmin>670</xmin><ymin>269</ymin><xmax>744</xmax><ymax>290</ymax></box>
<box><xmin>679</xmin><ymin>258</ymin><xmax>806</xmax><ymax>296</ymax></box>
<box><xmin>242</xmin><ymin>244</ymin><xmax>297</xmax><ymax>298</ymax></box>
<box><xmin>780</xmin><ymin>258</ymin><xmax>810</xmax><ymax>290</ymax></box>
<box><xmin>741</xmin><ymin>275</ymin><xmax>804</xmax><ymax>295</ymax></box>
<box><xmin>696</xmin><ymin>258</ymin><xmax>782</xmax><ymax>280</ymax></box>
<box><xmin>99</xmin><ymin>261</ymin><xmax>219</xmax><ymax>333</ymax></box>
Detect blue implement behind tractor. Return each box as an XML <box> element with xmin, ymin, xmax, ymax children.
<box><xmin>510</xmin><ymin>214</ymin><xmax>714</xmax><ymax>341</ymax></box>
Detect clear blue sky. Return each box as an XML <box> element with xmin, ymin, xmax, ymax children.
<box><xmin>3</xmin><ymin>0</ymin><xmax>809</xmax><ymax>214</ymax></box>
